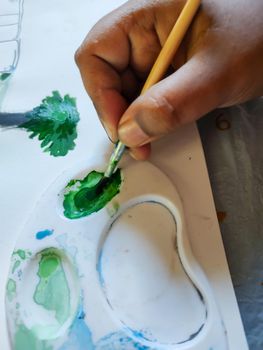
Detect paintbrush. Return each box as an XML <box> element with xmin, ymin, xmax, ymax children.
<box><xmin>74</xmin><ymin>0</ymin><xmax>201</xmax><ymax>203</ymax></box>
<box><xmin>2</xmin><ymin>0</ymin><xmax>200</xmax><ymax>201</ymax></box>
<box><xmin>96</xmin><ymin>0</ymin><xmax>201</xmax><ymax>188</ymax></box>
<box><xmin>0</xmin><ymin>112</ymin><xmax>27</xmax><ymax>128</ymax></box>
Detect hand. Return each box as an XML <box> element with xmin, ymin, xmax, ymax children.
<box><xmin>75</xmin><ymin>0</ymin><xmax>263</xmax><ymax>159</ymax></box>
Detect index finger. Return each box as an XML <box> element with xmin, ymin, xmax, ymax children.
<box><xmin>75</xmin><ymin>14</ymin><xmax>131</xmax><ymax>141</ymax></box>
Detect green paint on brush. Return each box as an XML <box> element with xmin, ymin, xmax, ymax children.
<box><xmin>63</xmin><ymin>169</ymin><xmax>122</xmax><ymax>219</ymax></box>
<box><xmin>6</xmin><ymin>278</ymin><xmax>16</xmax><ymax>301</ymax></box>
<box><xmin>14</xmin><ymin>324</ymin><xmax>52</xmax><ymax>350</ymax></box>
<box><xmin>33</xmin><ymin>249</ymin><xmax>70</xmax><ymax>325</ymax></box>
<box><xmin>19</xmin><ymin>91</ymin><xmax>80</xmax><ymax>157</ymax></box>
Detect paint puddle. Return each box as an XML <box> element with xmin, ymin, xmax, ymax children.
<box><xmin>62</xmin><ymin>169</ymin><xmax>122</xmax><ymax>219</ymax></box>
<box><xmin>14</xmin><ymin>248</ymin><xmax>80</xmax><ymax>341</ymax></box>
<box><xmin>98</xmin><ymin>202</ymin><xmax>207</xmax><ymax>345</ymax></box>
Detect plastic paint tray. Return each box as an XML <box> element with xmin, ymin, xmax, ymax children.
<box><xmin>5</xmin><ymin>156</ymin><xmax>228</xmax><ymax>350</ymax></box>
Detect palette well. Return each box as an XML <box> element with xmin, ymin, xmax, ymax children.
<box><xmin>6</xmin><ymin>156</ymin><xmax>228</xmax><ymax>350</ymax></box>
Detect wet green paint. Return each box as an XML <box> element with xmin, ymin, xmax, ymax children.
<box><xmin>33</xmin><ymin>249</ymin><xmax>70</xmax><ymax>325</ymax></box>
<box><xmin>6</xmin><ymin>278</ymin><xmax>16</xmax><ymax>302</ymax></box>
<box><xmin>63</xmin><ymin>169</ymin><xmax>122</xmax><ymax>219</ymax></box>
<box><xmin>14</xmin><ymin>324</ymin><xmax>52</xmax><ymax>350</ymax></box>
<box><xmin>19</xmin><ymin>91</ymin><xmax>80</xmax><ymax>157</ymax></box>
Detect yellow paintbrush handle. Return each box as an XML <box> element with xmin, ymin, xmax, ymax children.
<box><xmin>141</xmin><ymin>0</ymin><xmax>201</xmax><ymax>94</ymax></box>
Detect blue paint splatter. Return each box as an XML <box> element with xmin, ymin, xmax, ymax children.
<box><xmin>95</xmin><ymin>331</ymin><xmax>150</xmax><ymax>350</ymax></box>
<box><xmin>59</xmin><ymin>305</ymin><xmax>94</xmax><ymax>350</ymax></box>
<box><xmin>36</xmin><ymin>229</ymin><xmax>54</xmax><ymax>240</ymax></box>
<box><xmin>127</xmin><ymin>329</ymin><xmax>152</xmax><ymax>342</ymax></box>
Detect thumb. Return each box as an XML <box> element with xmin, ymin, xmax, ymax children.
<box><xmin>118</xmin><ymin>54</ymin><xmax>225</xmax><ymax>147</ymax></box>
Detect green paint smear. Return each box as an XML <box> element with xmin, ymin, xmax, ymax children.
<box><xmin>19</xmin><ymin>91</ymin><xmax>80</xmax><ymax>157</ymax></box>
<box><xmin>14</xmin><ymin>324</ymin><xmax>52</xmax><ymax>350</ymax></box>
<box><xmin>12</xmin><ymin>260</ymin><xmax>21</xmax><ymax>273</ymax></box>
<box><xmin>0</xmin><ymin>73</ymin><xmax>11</xmax><ymax>81</ymax></box>
<box><xmin>63</xmin><ymin>169</ymin><xmax>122</xmax><ymax>219</ymax></box>
<box><xmin>33</xmin><ymin>249</ymin><xmax>70</xmax><ymax>325</ymax></box>
<box><xmin>6</xmin><ymin>278</ymin><xmax>16</xmax><ymax>302</ymax></box>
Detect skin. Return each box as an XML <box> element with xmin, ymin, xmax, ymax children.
<box><xmin>75</xmin><ymin>0</ymin><xmax>263</xmax><ymax>160</ymax></box>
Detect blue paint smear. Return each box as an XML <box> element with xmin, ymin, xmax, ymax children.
<box><xmin>36</xmin><ymin>229</ymin><xmax>54</xmax><ymax>240</ymax></box>
<box><xmin>95</xmin><ymin>331</ymin><xmax>151</xmax><ymax>350</ymax></box>
<box><xmin>59</xmin><ymin>307</ymin><xmax>94</xmax><ymax>350</ymax></box>
<box><xmin>127</xmin><ymin>329</ymin><xmax>153</xmax><ymax>342</ymax></box>
<box><xmin>96</xmin><ymin>250</ymin><xmax>105</xmax><ymax>287</ymax></box>
<box><xmin>59</xmin><ymin>302</ymin><xmax>151</xmax><ymax>350</ymax></box>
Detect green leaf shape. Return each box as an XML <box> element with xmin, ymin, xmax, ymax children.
<box><xmin>63</xmin><ymin>169</ymin><xmax>122</xmax><ymax>219</ymax></box>
<box><xmin>19</xmin><ymin>91</ymin><xmax>80</xmax><ymax>157</ymax></box>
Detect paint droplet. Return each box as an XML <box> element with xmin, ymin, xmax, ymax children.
<box><xmin>36</xmin><ymin>229</ymin><xmax>54</xmax><ymax>240</ymax></box>
<box><xmin>6</xmin><ymin>278</ymin><xmax>16</xmax><ymax>302</ymax></box>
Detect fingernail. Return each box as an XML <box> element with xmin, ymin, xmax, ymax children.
<box><xmin>101</xmin><ymin>119</ymin><xmax>116</xmax><ymax>143</ymax></box>
<box><xmin>118</xmin><ymin>119</ymin><xmax>149</xmax><ymax>147</ymax></box>
<box><xmin>129</xmin><ymin>149</ymin><xmax>140</xmax><ymax>160</ymax></box>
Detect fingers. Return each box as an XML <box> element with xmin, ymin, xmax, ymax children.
<box><xmin>75</xmin><ymin>14</ymin><xmax>131</xmax><ymax>141</ymax></box>
<box><xmin>75</xmin><ymin>2</ymin><xmax>178</xmax><ymax>142</ymax></box>
<box><xmin>118</xmin><ymin>52</ymin><xmax>226</xmax><ymax>147</ymax></box>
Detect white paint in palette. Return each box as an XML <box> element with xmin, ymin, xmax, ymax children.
<box><xmin>5</xmin><ymin>156</ymin><xmax>228</xmax><ymax>349</ymax></box>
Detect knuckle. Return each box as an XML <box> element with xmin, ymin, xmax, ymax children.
<box><xmin>74</xmin><ymin>46</ymin><xmax>83</xmax><ymax>66</ymax></box>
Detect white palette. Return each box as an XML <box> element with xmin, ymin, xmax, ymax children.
<box><xmin>6</xmin><ymin>157</ymin><xmax>228</xmax><ymax>350</ymax></box>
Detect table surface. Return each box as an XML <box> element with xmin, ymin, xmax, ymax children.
<box><xmin>198</xmin><ymin>99</ymin><xmax>263</xmax><ymax>350</ymax></box>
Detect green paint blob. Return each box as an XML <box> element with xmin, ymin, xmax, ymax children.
<box><xmin>0</xmin><ymin>72</ymin><xmax>11</xmax><ymax>81</ymax></box>
<box><xmin>63</xmin><ymin>169</ymin><xmax>122</xmax><ymax>219</ymax></box>
<box><xmin>6</xmin><ymin>278</ymin><xmax>16</xmax><ymax>301</ymax></box>
<box><xmin>33</xmin><ymin>249</ymin><xmax>70</xmax><ymax>325</ymax></box>
<box><xmin>14</xmin><ymin>324</ymin><xmax>52</xmax><ymax>350</ymax></box>
<box><xmin>14</xmin><ymin>249</ymin><xmax>26</xmax><ymax>260</ymax></box>
<box><xmin>19</xmin><ymin>91</ymin><xmax>80</xmax><ymax>157</ymax></box>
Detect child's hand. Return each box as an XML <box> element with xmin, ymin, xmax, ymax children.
<box><xmin>75</xmin><ymin>0</ymin><xmax>263</xmax><ymax>159</ymax></box>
